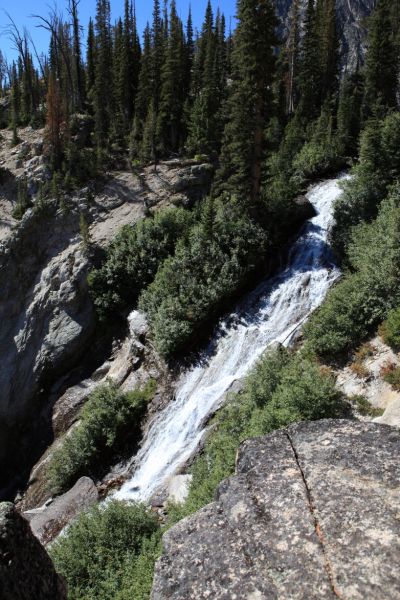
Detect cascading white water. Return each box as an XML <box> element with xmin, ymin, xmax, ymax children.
<box><xmin>116</xmin><ymin>176</ymin><xmax>346</xmax><ymax>502</ymax></box>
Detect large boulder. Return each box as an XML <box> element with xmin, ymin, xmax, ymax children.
<box><xmin>24</xmin><ymin>477</ymin><xmax>99</xmax><ymax>545</ymax></box>
<box><xmin>152</xmin><ymin>420</ymin><xmax>400</xmax><ymax>599</ymax></box>
<box><xmin>0</xmin><ymin>502</ymin><xmax>66</xmax><ymax>599</ymax></box>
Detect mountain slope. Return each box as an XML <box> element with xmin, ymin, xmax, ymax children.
<box><xmin>276</xmin><ymin>0</ymin><xmax>375</xmax><ymax>69</ymax></box>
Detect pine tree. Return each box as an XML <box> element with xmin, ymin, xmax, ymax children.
<box><xmin>285</xmin><ymin>0</ymin><xmax>301</xmax><ymax>115</ymax></box>
<box><xmin>184</xmin><ymin>6</ymin><xmax>194</xmax><ymax>99</ymax></box>
<box><xmin>79</xmin><ymin>213</ymin><xmax>92</xmax><ymax>252</ymax></box>
<box><xmin>132</xmin><ymin>2</ymin><xmax>142</xmax><ymax>97</ymax></box>
<box><xmin>69</xmin><ymin>0</ymin><xmax>85</xmax><ymax>110</ymax></box>
<box><xmin>11</xmin><ymin>63</ymin><xmax>21</xmax><ymax>127</ymax></box>
<box><xmin>20</xmin><ymin>51</ymin><xmax>36</xmax><ymax>123</ymax></box>
<box><xmin>215</xmin><ymin>0</ymin><xmax>278</xmax><ymax>205</ymax></box>
<box><xmin>319</xmin><ymin>0</ymin><xmax>339</xmax><ymax>104</ymax></box>
<box><xmin>195</xmin><ymin>0</ymin><xmax>214</xmax><ymax>95</ymax></box>
<box><xmin>113</xmin><ymin>18</ymin><xmax>126</xmax><ymax>143</ymax></box>
<box><xmin>151</xmin><ymin>0</ymin><xmax>163</xmax><ymax>114</ymax></box>
<box><xmin>86</xmin><ymin>18</ymin><xmax>96</xmax><ymax>110</ymax></box>
<box><xmin>44</xmin><ymin>71</ymin><xmax>65</xmax><ymax>170</ymax></box>
<box><xmin>298</xmin><ymin>0</ymin><xmax>321</xmax><ymax>119</ymax></box>
<box><xmin>115</xmin><ymin>0</ymin><xmax>139</xmax><ymax>132</ymax></box>
<box><xmin>131</xmin><ymin>23</ymin><xmax>152</xmax><ymax>160</ymax></box>
<box><xmin>94</xmin><ymin>0</ymin><xmax>113</xmax><ymax>153</ymax></box>
<box><xmin>337</xmin><ymin>67</ymin><xmax>363</xmax><ymax>155</ymax></box>
<box><xmin>141</xmin><ymin>99</ymin><xmax>158</xmax><ymax>163</ymax></box>
<box><xmin>157</xmin><ymin>0</ymin><xmax>186</xmax><ymax>155</ymax></box>
<box><xmin>212</xmin><ymin>11</ymin><xmax>228</xmax><ymax>145</ymax></box>
<box><xmin>363</xmin><ymin>0</ymin><xmax>398</xmax><ymax>118</ymax></box>
<box><xmin>186</xmin><ymin>3</ymin><xmax>228</xmax><ymax>156</ymax></box>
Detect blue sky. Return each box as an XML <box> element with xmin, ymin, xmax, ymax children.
<box><xmin>0</xmin><ymin>0</ymin><xmax>236</xmax><ymax>62</ymax></box>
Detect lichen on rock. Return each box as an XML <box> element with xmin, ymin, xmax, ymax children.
<box><xmin>152</xmin><ymin>420</ymin><xmax>400</xmax><ymax>599</ymax></box>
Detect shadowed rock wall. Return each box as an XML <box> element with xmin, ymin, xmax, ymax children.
<box><xmin>0</xmin><ymin>502</ymin><xmax>66</xmax><ymax>600</ymax></box>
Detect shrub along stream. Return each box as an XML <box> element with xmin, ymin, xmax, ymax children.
<box><xmin>48</xmin><ymin>380</ymin><xmax>156</xmax><ymax>494</ymax></box>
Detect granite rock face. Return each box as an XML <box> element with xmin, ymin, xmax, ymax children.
<box><xmin>0</xmin><ymin>135</ymin><xmax>212</xmax><ymax>496</ymax></box>
<box><xmin>0</xmin><ymin>204</ymin><xmax>95</xmax><ymax>487</ymax></box>
<box><xmin>276</xmin><ymin>0</ymin><xmax>375</xmax><ymax>71</ymax></box>
<box><xmin>0</xmin><ymin>502</ymin><xmax>66</xmax><ymax>600</ymax></box>
<box><xmin>152</xmin><ymin>420</ymin><xmax>400</xmax><ymax>600</ymax></box>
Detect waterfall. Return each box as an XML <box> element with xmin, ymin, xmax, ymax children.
<box><xmin>115</xmin><ymin>176</ymin><xmax>346</xmax><ymax>502</ymax></box>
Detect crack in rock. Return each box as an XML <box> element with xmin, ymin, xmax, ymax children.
<box><xmin>286</xmin><ymin>432</ymin><xmax>344</xmax><ymax>600</ymax></box>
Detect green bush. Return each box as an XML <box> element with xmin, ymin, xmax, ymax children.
<box><xmin>48</xmin><ymin>381</ymin><xmax>155</xmax><ymax>493</ymax></box>
<box><xmin>332</xmin><ymin>112</ymin><xmax>400</xmax><ymax>259</ymax></box>
<box><xmin>88</xmin><ymin>207</ymin><xmax>193</xmax><ymax>320</ymax></box>
<box><xmin>139</xmin><ymin>197</ymin><xmax>268</xmax><ymax>356</ymax></box>
<box><xmin>292</xmin><ymin>111</ymin><xmax>345</xmax><ymax>180</ymax></box>
<box><xmin>292</xmin><ymin>138</ymin><xmax>342</xmax><ymax>180</ymax></box>
<box><xmin>382</xmin><ymin>366</ymin><xmax>400</xmax><ymax>391</ymax></box>
<box><xmin>170</xmin><ymin>348</ymin><xmax>345</xmax><ymax>520</ymax></box>
<box><xmin>51</xmin><ymin>349</ymin><xmax>346</xmax><ymax>598</ymax></box>
<box><xmin>380</xmin><ymin>307</ymin><xmax>400</xmax><ymax>351</ymax></box>
<box><xmin>265</xmin><ymin>109</ymin><xmax>346</xmax><ymax>208</ymax></box>
<box><xmin>303</xmin><ymin>274</ymin><xmax>369</xmax><ymax>357</ymax></box>
<box><xmin>115</xmin><ymin>534</ymin><xmax>163</xmax><ymax>600</ymax></box>
<box><xmin>305</xmin><ymin>187</ymin><xmax>400</xmax><ymax>358</ymax></box>
<box><xmin>50</xmin><ymin>501</ymin><xmax>161</xmax><ymax>600</ymax></box>
<box><xmin>350</xmin><ymin>395</ymin><xmax>384</xmax><ymax>417</ymax></box>
<box><xmin>332</xmin><ymin>171</ymin><xmax>384</xmax><ymax>260</ymax></box>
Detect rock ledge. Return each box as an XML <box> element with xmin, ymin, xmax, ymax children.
<box><xmin>152</xmin><ymin>420</ymin><xmax>400</xmax><ymax>599</ymax></box>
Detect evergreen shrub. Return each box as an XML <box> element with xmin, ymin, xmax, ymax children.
<box><xmin>48</xmin><ymin>381</ymin><xmax>155</xmax><ymax>493</ymax></box>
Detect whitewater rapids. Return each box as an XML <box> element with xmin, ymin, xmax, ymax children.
<box><xmin>115</xmin><ymin>176</ymin><xmax>345</xmax><ymax>502</ymax></box>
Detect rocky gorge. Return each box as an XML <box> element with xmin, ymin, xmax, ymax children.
<box><xmin>0</xmin><ymin>125</ymin><xmax>214</xmax><ymax>499</ymax></box>
<box><xmin>1</xmin><ymin>128</ymin><xmax>398</xmax><ymax>558</ymax></box>
<box><xmin>0</xmin><ymin>0</ymin><xmax>379</xmax><ymax>513</ymax></box>
<box><xmin>2</xmin><ymin>0</ymin><xmax>400</xmax><ymax>596</ymax></box>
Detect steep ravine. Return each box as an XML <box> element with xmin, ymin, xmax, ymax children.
<box><xmin>0</xmin><ymin>126</ymin><xmax>214</xmax><ymax>499</ymax></box>
<box><xmin>116</xmin><ymin>176</ymin><xmax>346</xmax><ymax>503</ymax></box>
<box><xmin>13</xmin><ymin>175</ymin><xmax>338</xmax><ymax>530</ymax></box>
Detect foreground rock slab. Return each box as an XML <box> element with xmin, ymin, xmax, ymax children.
<box><xmin>152</xmin><ymin>420</ymin><xmax>400</xmax><ymax>600</ymax></box>
<box><xmin>0</xmin><ymin>502</ymin><xmax>66</xmax><ymax>600</ymax></box>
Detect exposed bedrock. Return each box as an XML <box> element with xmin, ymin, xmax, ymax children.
<box><xmin>0</xmin><ymin>204</ymin><xmax>95</xmax><ymax>490</ymax></box>
<box><xmin>275</xmin><ymin>0</ymin><xmax>375</xmax><ymax>71</ymax></box>
<box><xmin>0</xmin><ymin>152</ymin><xmax>214</xmax><ymax>496</ymax></box>
<box><xmin>152</xmin><ymin>420</ymin><xmax>400</xmax><ymax>600</ymax></box>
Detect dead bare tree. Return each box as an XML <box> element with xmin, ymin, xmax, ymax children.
<box><xmin>32</xmin><ymin>7</ymin><xmax>74</xmax><ymax>110</ymax></box>
<box><xmin>67</xmin><ymin>0</ymin><xmax>84</xmax><ymax>110</ymax></box>
<box><xmin>27</xmin><ymin>33</ymin><xmax>48</xmax><ymax>89</ymax></box>
<box><xmin>4</xmin><ymin>13</ymin><xmax>36</xmax><ymax>115</ymax></box>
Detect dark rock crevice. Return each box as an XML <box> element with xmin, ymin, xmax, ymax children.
<box><xmin>152</xmin><ymin>420</ymin><xmax>400</xmax><ymax>599</ymax></box>
<box><xmin>285</xmin><ymin>431</ymin><xmax>344</xmax><ymax>600</ymax></box>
